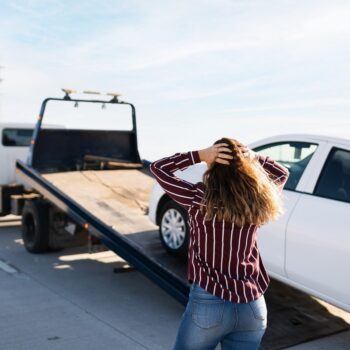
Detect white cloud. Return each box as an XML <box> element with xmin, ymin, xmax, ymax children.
<box><xmin>222</xmin><ymin>97</ymin><xmax>350</xmax><ymax>113</ymax></box>
<box><xmin>9</xmin><ymin>0</ymin><xmax>65</xmax><ymax>17</ymax></box>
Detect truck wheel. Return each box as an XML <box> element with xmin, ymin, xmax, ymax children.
<box><xmin>158</xmin><ymin>201</ymin><xmax>189</xmax><ymax>258</ymax></box>
<box><xmin>21</xmin><ymin>200</ymin><xmax>50</xmax><ymax>253</ymax></box>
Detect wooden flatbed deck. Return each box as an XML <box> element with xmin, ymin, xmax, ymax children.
<box><xmin>43</xmin><ymin>169</ymin><xmax>188</xmax><ymax>284</ymax></box>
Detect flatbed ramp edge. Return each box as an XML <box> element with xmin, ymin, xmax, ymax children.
<box><xmin>16</xmin><ymin>159</ymin><xmax>191</xmax><ymax>305</ymax></box>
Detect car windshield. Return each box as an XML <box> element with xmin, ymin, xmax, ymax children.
<box><xmin>253</xmin><ymin>141</ymin><xmax>318</xmax><ymax>191</ymax></box>
<box><xmin>2</xmin><ymin>128</ymin><xmax>34</xmax><ymax>147</ymax></box>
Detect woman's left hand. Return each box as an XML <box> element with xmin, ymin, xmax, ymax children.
<box><xmin>198</xmin><ymin>143</ymin><xmax>233</xmax><ymax>166</ymax></box>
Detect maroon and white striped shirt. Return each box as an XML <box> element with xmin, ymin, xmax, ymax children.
<box><xmin>150</xmin><ymin>150</ymin><xmax>289</xmax><ymax>303</ymax></box>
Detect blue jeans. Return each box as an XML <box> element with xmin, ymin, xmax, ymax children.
<box><xmin>172</xmin><ymin>282</ymin><xmax>267</xmax><ymax>350</ymax></box>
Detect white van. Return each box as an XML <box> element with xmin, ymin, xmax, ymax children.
<box><xmin>0</xmin><ymin>123</ymin><xmax>64</xmax><ymax>186</ymax></box>
<box><xmin>0</xmin><ymin>123</ymin><xmax>35</xmax><ymax>186</ymax></box>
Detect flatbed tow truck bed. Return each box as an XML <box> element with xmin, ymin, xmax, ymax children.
<box><xmin>43</xmin><ymin>168</ymin><xmax>187</xmax><ymax>283</ymax></box>
<box><xmin>9</xmin><ymin>91</ymin><xmax>349</xmax><ymax>349</ymax></box>
<box><xmin>16</xmin><ymin>158</ymin><xmax>190</xmax><ymax>303</ymax></box>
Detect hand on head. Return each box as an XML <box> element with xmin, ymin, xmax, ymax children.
<box><xmin>198</xmin><ymin>139</ymin><xmax>256</xmax><ymax>167</ymax></box>
<box><xmin>241</xmin><ymin>145</ymin><xmax>257</xmax><ymax>160</ymax></box>
<box><xmin>198</xmin><ymin>143</ymin><xmax>233</xmax><ymax>166</ymax></box>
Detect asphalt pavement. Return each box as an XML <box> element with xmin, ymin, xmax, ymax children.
<box><xmin>0</xmin><ymin>218</ymin><xmax>349</xmax><ymax>350</ymax></box>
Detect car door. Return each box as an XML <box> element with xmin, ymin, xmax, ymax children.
<box><xmin>285</xmin><ymin>142</ymin><xmax>350</xmax><ymax>310</ymax></box>
<box><xmin>251</xmin><ymin>140</ymin><xmax>319</xmax><ymax>277</ymax></box>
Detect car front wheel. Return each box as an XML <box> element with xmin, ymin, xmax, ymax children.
<box><xmin>158</xmin><ymin>201</ymin><xmax>188</xmax><ymax>258</ymax></box>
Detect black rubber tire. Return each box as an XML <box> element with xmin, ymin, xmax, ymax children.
<box><xmin>158</xmin><ymin>201</ymin><xmax>189</xmax><ymax>259</ymax></box>
<box><xmin>21</xmin><ymin>200</ymin><xmax>50</xmax><ymax>253</ymax></box>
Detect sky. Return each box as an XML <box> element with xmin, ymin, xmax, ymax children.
<box><xmin>0</xmin><ymin>0</ymin><xmax>349</xmax><ymax>160</ymax></box>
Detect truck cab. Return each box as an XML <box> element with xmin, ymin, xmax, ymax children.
<box><xmin>0</xmin><ymin>123</ymin><xmax>34</xmax><ymax>186</ymax></box>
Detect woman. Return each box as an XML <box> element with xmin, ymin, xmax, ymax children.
<box><xmin>150</xmin><ymin>137</ymin><xmax>289</xmax><ymax>350</ymax></box>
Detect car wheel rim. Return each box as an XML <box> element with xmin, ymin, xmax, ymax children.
<box><xmin>161</xmin><ymin>208</ymin><xmax>186</xmax><ymax>249</ymax></box>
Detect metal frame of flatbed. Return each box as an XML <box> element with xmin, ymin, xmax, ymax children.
<box><xmin>16</xmin><ymin>159</ymin><xmax>190</xmax><ymax>305</ymax></box>
<box><xmin>15</xmin><ymin>93</ymin><xmax>189</xmax><ymax>305</ymax></box>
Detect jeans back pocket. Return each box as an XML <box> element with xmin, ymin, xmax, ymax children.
<box><xmin>191</xmin><ymin>299</ymin><xmax>225</xmax><ymax>329</ymax></box>
<box><xmin>248</xmin><ymin>296</ymin><xmax>267</xmax><ymax>321</ymax></box>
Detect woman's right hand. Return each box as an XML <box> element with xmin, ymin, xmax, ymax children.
<box><xmin>241</xmin><ymin>146</ymin><xmax>258</xmax><ymax>161</ymax></box>
<box><xmin>198</xmin><ymin>143</ymin><xmax>233</xmax><ymax>166</ymax></box>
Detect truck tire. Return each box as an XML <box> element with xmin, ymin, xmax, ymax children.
<box><xmin>21</xmin><ymin>200</ymin><xmax>50</xmax><ymax>253</ymax></box>
<box><xmin>158</xmin><ymin>201</ymin><xmax>189</xmax><ymax>259</ymax></box>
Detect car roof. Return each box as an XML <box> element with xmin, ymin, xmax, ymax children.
<box><xmin>0</xmin><ymin>123</ymin><xmax>35</xmax><ymax>128</ymax></box>
<box><xmin>0</xmin><ymin>122</ymin><xmax>65</xmax><ymax>129</ymax></box>
<box><xmin>252</xmin><ymin>132</ymin><xmax>350</xmax><ymax>147</ymax></box>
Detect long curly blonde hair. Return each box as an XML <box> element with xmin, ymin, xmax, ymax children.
<box><xmin>200</xmin><ymin>137</ymin><xmax>286</xmax><ymax>227</ymax></box>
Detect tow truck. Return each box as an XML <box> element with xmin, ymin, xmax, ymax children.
<box><xmin>1</xmin><ymin>89</ymin><xmax>189</xmax><ymax>304</ymax></box>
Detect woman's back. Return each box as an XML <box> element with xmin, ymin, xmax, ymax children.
<box><xmin>150</xmin><ymin>139</ymin><xmax>289</xmax><ymax>303</ymax></box>
<box><xmin>151</xmin><ymin>139</ymin><xmax>290</xmax><ymax>350</ymax></box>
<box><xmin>184</xmin><ymin>181</ymin><xmax>269</xmax><ymax>303</ymax></box>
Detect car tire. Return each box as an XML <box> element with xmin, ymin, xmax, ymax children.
<box><xmin>22</xmin><ymin>199</ymin><xmax>50</xmax><ymax>253</ymax></box>
<box><xmin>158</xmin><ymin>201</ymin><xmax>189</xmax><ymax>259</ymax></box>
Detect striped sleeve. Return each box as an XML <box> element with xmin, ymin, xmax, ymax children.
<box><xmin>256</xmin><ymin>154</ymin><xmax>290</xmax><ymax>190</ymax></box>
<box><xmin>150</xmin><ymin>150</ymin><xmax>202</xmax><ymax>208</ymax></box>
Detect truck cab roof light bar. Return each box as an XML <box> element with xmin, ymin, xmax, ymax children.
<box><xmin>107</xmin><ymin>92</ymin><xmax>121</xmax><ymax>103</ymax></box>
<box><xmin>62</xmin><ymin>88</ymin><xmax>77</xmax><ymax>100</ymax></box>
<box><xmin>82</xmin><ymin>90</ymin><xmax>101</xmax><ymax>95</ymax></box>
<box><xmin>61</xmin><ymin>89</ymin><xmax>122</xmax><ymax>102</ymax></box>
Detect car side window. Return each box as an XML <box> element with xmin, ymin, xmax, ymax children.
<box><xmin>2</xmin><ymin>128</ymin><xmax>33</xmax><ymax>147</ymax></box>
<box><xmin>314</xmin><ymin>147</ymin><xmax>350</xmax><ymax>203</ymax></box>
<box><xmin>253</xmin><ymin>141</ymin><xmax>318</xmax><ymax>191</ymax></box>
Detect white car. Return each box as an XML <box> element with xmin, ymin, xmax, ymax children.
<box><xmin>148</xmin><ymin>133</ymin><xmax>350</xmax><ymax>312</ymax></box>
